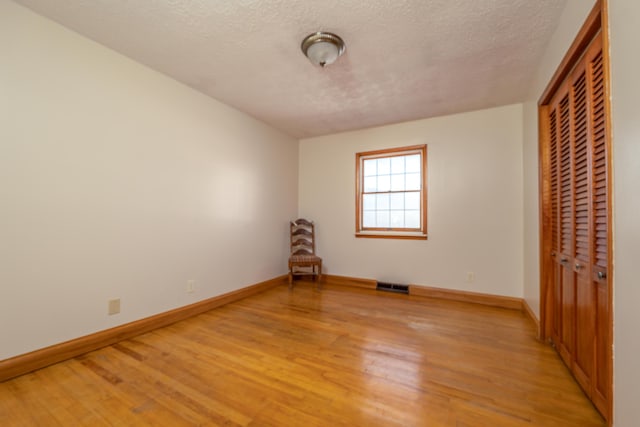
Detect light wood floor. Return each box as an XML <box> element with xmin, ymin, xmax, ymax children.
<box><xmin>0</xmin><ymin>283</ymin><xmax>605</xmax><ymax>426</ymax></box>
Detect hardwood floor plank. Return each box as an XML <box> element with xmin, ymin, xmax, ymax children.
<box><xmin>0</xmin><ymin>283</ymin><xmax>604</xmax><ymax>426</ymax></box>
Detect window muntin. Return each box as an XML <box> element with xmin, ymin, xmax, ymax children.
<box><xmin>356</xmin><ymin>145</ymin><xmax>427</xmax><ymax>239</ymax></box>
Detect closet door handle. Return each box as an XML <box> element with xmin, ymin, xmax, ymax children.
<box><xmin>560</xmin><ymin>258</ymin><xmax>568</xmax><ymax>264</ymax></box>
<box><xmin>575</xmin><ymin>263</ymin><xmax>583</xmax><ymax>270</ymax></box>
<box><xmin>598</xmin><ymin>271</ymin><xmax>607</xmax><ymax>280</ymax></box>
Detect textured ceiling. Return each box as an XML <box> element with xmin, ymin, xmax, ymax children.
<box><xmin>14</xmin><ymin>0</ymin><xmax>567</xmax><ymax>138</ymax></box>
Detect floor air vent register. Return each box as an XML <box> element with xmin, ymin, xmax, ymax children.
<box><xmin>376</xmin><ymin>282</ymin><xmax>409</xmax><ymax>294</ymax></box>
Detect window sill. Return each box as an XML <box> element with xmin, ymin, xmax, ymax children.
<box><xmin>355</xmin><ymin>231</ymin><xmax>428</xmax><ymax>240</ymax></box>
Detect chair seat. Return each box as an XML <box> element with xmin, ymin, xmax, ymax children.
<box><xmin>289</xmin><ymin>254</ymin><xmax>322</xmax><ymax>264</ymax></box>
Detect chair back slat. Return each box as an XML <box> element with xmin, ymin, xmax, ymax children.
<box><xmin>292</xmin><ymin>228</ymin><xmax>313</xmax><ymax>237</ymax></box>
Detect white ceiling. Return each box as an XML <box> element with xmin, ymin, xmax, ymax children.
<box><xmin>15</xmin><ymin>0</ymin><xmax>567</xmax><ymax>138</ymax></box>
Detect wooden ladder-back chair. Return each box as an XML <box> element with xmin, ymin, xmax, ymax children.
<box><xmin>288</xmin><ymin>218</ymin><xmax>322</xmax><ymax>288</ymax></box>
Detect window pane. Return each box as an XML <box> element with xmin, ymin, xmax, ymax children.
<box><xmin>405</xmin><ymin>192</ymin><xmax>420</xmax><ymax>210</ymax></box>
<box><xmin>390</xmin><ymin>211</ymin><xmax>404</xmax><ymax>228</ymax></box>
<box><xmin>376</xmin><ymin>193</ymin><xmax>390</xmax><ymax>210</ymax></box>
<box><xmin>363</xmin><ymin>211</ymin><xmax>376</xmax><ymax>227</ymax></box>
<box><xmin>391</xmin><ymin>156</ymin><xmax>405</xmax><ymax>174</ymax></box>
<box><xmin>406</xmin><ymin>172</ymin><xmax>421</xmax><ymax>191</ymax></box>
<box><xmin>376</xmin><ymin>211</ymin><xmax>390</xmax><ymax>227</ymax></box>
<box><xmin>390</xmin><ymin>174</ymin><xmax>404</xmax><ymax>191</ymax></box>
<box><xmin>356</xmin><ymin>145</ymin><xmax>426</xmax><ymax>236</ymax></box>
<box><xmin>390</xmin><ymin>193</ymin><xmax>404</xmax><ymax>210</ymax></box>
<box><xmin>377</xmin><ymin>175</ymin><xmax>391</xmax><ymax>192</ymax></box>
<box><xmin>406</xmin><ymin>154</ymin><xmax>421</xmax><ymax>173</ymax></box>
<box><xmin>363</xmin><ymin>194</ymin><xmax>376</xmax><ymax>210</ymax></box>
<box><xmin>363</xmin><ymin>159</ymin><xmax>377</xmax><ymax>176</ymax></box>
<box><xmin>406</xmin><ymin>210</ymin><xmax>420</xmax><ymax>228</ymax></box>
<box><xmin>377</xmin><ymin>158</ymin><xmax>390</xmax><ymax>175</ymax></box>
<box><xmin>364</xmin><ymin>176</ymin><xmax>377</xmax><ymax>192</ymax></box>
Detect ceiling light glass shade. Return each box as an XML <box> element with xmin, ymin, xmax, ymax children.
<box><xmin>301</xmin><ymin>32</ymin><xmax>345</xmax><ymax>67</ymax></box>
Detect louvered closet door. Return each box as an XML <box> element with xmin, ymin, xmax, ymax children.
<box><xmin>541</xmin><ymin>3</ymin><xmax>611</xmax><ymax>419</ymax></box>
<box><xmin>586</xmin><ymin>34</ymin><xmax>610</xmax><ymax>417</ymax></box>
<box><xmin>548</xmin><ymin>107</ymin><xmax>562</xmax><ymax>348</ymax></box>
<box><xmin>552</xmin><ymin>88</ymin><xmax>576</xmax><ymax>367</ymax></box>
<box><xmin>544</xmin><ymin>30</ymin><xmax>610</xmax><ymax>418</ymax></box>
<box><xmin>571</xmin><ymin>55</ymin><xmax>594</xmax><ymax>393</ymax></box>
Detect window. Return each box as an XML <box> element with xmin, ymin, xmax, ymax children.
<box><xmin>355</xmin><ymin>145</ymin><xmax>427</xmax><ymax>239</ymax></box>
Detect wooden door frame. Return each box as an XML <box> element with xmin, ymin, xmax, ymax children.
<box><xmin>537</xmin><ymin>0</ymin><xmax>613</xmax><ymax>423</ymax></box>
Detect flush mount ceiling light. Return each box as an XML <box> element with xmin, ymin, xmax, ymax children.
<box><xmin>301</xmin><ymin>32</ymin><xmax>346</xmax><ymax>67</ymax></box>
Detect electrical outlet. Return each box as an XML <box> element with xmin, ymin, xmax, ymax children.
<box><xmin>186</xmin><ymin>280</ymin><xmax>196</xmax><ymax>293</ymax></box>
<box><xmin>466</xmin><ymin>272</ymin><xmax>476</xmax><ymax>283</ymax></box>
<box><xmin>108</xmin><ymin>298</ymin><xmax>120</xmax><ymax>315</ymax></box>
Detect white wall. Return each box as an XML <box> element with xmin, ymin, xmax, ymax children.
<box><xmin>521</xmin><ymin>0</ymin><xmax>594</xmax><ymax>318</ymax></box>
<box><xmin>609</xmin><ymin>2</ymin><xmax>640</xmax><ymax>424</ymax></box>
<box><xmin>299</xmin><ymin>105</ymin><xmax>524</xmax><ymax>298</ymax></box>
<box><xmin>0</xmin><ymin>1</ymin><xmax>298</xmax><ymax>360</ymax></box>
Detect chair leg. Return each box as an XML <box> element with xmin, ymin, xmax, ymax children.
<box><xmin>316</xmin><ymin>262</ymin><xmax>322</xmax><ymax>290</ymax></box>
<box><xmin>288</xmin><ymin>270</ymin><xmax>293</xmax><ymax>288</ymax></box>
